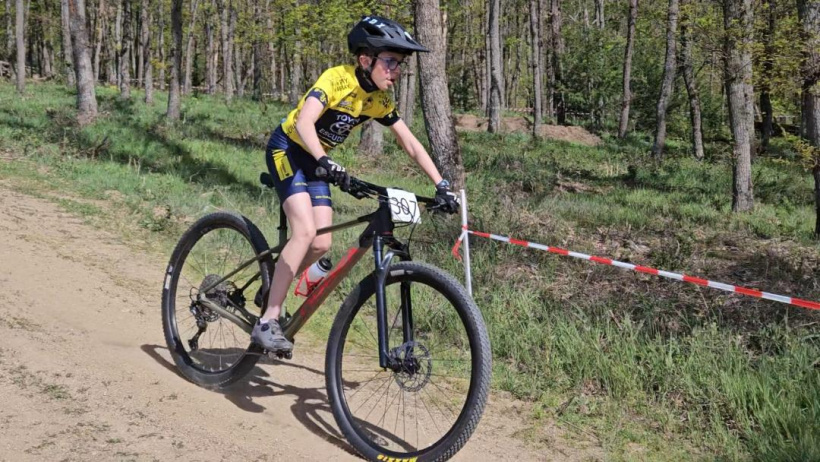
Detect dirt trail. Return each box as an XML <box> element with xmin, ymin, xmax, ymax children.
<box><xmin>0</xmin><ymin>183</ymin><xmax>601</xmax><ymax>461</ymax></box>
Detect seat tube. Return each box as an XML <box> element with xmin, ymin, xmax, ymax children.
<box><xmin>373</xmin><ymin>236</ymin><xmax>390</xmax><ymax>368</ymax></box>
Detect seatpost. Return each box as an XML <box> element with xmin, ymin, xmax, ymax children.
<box><xmin>277</xmin><ymin>204</ymin><xmax>287</xmax><ymax>245</ymax></box>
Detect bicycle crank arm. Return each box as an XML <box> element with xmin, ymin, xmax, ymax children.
<box><xmin>197</xmin><ymin>297</ymin><xmax>254</xmax><ymax>334</ymax></box>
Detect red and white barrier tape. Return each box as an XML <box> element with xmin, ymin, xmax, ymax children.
<box><xmin>452</xmin><ymin>227</ymin><xmax>820</xmax><ymax>311</ymax></box>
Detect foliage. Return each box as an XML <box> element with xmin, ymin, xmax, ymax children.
<box><xmin>3</xmin><ymin>81</ymin><xmax>820</xmax><ymax>459</ymax></box>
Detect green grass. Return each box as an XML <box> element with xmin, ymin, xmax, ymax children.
<box><xmin>2</xmin><ymin>81</ymin><xmax>820</xmax><ymax>460</ymax></box>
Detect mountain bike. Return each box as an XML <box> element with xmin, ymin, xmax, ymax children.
<box><xmin>160</xmin><ymin>171</ymin><xmax>492</xmax><ymax>461</ymax></box>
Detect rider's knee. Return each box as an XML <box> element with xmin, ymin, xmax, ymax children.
<box><xmin>291</xmin><ymin>225</ymin><xmax>317</xmax><ymax>243</ymax></box>
<box><xmin>310</xmin><ymin>235</ymin><xmax>332</xmax><ymax>255</ymax></box>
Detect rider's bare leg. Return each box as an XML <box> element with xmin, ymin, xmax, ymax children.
<box><xmin>296</xmin><ymin>205</ymin><xmax>333</xmax><ymax>275</ymax></box>
<box><xmin>260</xmin><ymin>192</ymin><xmax>316</xmax><ymax>323</ymax></box>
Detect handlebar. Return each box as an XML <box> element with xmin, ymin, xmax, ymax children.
<box><xmin>315</xmin><ymin>167</ymin><xmax>437</xmax><ymax>205</ymax></box>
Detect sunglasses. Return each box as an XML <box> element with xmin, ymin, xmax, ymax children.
<box><xmin>376</xmin><ymin>56</ymin><xmax>407</xmax><ymax>71</ymax></box>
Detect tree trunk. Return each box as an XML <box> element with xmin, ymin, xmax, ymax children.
<box><xmin>724</xmin><ymin>0</ymin><xmax>755</xmax><ymax>212</ymax></box>
<box><xmin>144</xmin><ymin>48</ymin><xmax>153</xmax><ymax>103</ymax></box>
<box><xmin>5</xmin><ymin>0</ymin><xmax>12</xmax><ymax>61</ymax></box>
<box><xmin>760</xmin><ymin>0</ymin><xmax>776</xmax><ymax>152</ymax></box>
<box><xmin>137</xmin><ymin>0</ymin><xmax>148</xmax><ymax>87</ymax></box>
<box><xmin>481</xmin><ymin>3</ymin><xmax>489</xmax><ymax>114</ymax></box>
<box><xmin>278</xmin><ymin>43</ymin><xmax>285</xmax><ymax>100</ymax></box>
<box><xmin>529</xmin><ymin>0</ymin><xmax>542</xmax><ymax>137</ymax></box>
<box><xmin>234</xmin><ymin>43</ymin><xmax>244</xmax><ymax>96</ymax></box>
<box><xmin>815</xmin><ymin>165</ymin><xmax>820</xmax><ymax>236</ymax></box>
<box><xmin>205</xmin><ymin>3</ymin><xmax>215</xmax><ymax>94</ymax></box>
<box><xmin>651</xmin><ymin>0</ymin><xmax>679</xmax><ymax>159</ymax></box>
<box><xmin>166</xmin><ymin>0</ymin><xmax>182</xmax><ymax>119</ymax></box>
<box><xmin>266</xmin><ymin>0</ymin><xmax>276</xmax><ymax>98</ymax></box>
<box><xmin>217</xmin><ymin>0</ymin><xmax>233</xmax><ymax>99</ymax></box>
<box><xmin>289</xmin><ymin>34</ymin><xmax>303</xmax><ymax>105</ymax></box>
<box><xmin>289</xmin><ymin>42</ymin><xmax>303</xmax><ymax>105</ymax></box>
<box><xmin>67</xmin><ymin>0</ymin><xmax>98</xmax><ymax>124</ymax></box>
<box><xmin>404</xmin><ymin>55</ymin><xmax>418</xmax><ymax>127</ymax></box>
<box><xmin>93</xmin><ymin>0</ymin><xmax>103</xmax><ymax>81</ymax></box>
<box><xmin>60</xmin><ymin>0</ymin><xmax>75</xmax><ymax>85</ymax></box>
<box><xmin>182</xmin><ymin>0</ymin><xmax>199</xmax><ymax>94</ymax></box>
<box><xmin>158</xmin><ymin>2</ymin><xmax>165</xmax><ymax>90</ymax></box>
<box><xmin>106</xmin><ymin>6</ymin><xmax>116</xmax><ymax>85</ymax></box>
<box><xmin>487</xmin><ymin>0</ymin><xmax>502</xmax><ymax>133</ymax></box>
<box><xmin>595</xmin><ymin>0</ymin><xmax>605</xmax><ymax>29</ymax></box>
<box><xmin>142</xmin><ymin>0</ymin><xmax>152</xmax><ymax>102</ymax></box>
<box><xmin>399</xmin><ymin>62</ymin><xmax>409</xmax><ymax>116</ymax></box>
<box><xmin>232</xmin><ymin>6</ymin><xmax>243</xmax><ymax>98</ymax></box>
<box><xmin>114</xmin><ymin>0</ymin><xmax>121</xmax><ymax>87</ymax></box>
<box><xmin>251</xmin><ymin>0</ymin><xmax>262</xmax><ymax>99</ymax></box>
<box><xmin>680</xmin><ymin>0</ymin><xmax>704</xmax><ymax>159</ymax></box>
<box><xmin>415</xmin><ymin>0</ymin><xmax>464</xmax><ymax>189</ymax></box>
<box><xmin>797</xmin><ymin>0</ymin><xmax>819</xmax><ymax>234</ymax></box>
<box><xmin>358</xmin><ymin>120</ymin><xmax>384</xmax><ymax>158</ymax></box>
<box><xmin>618</xmin><ymin>0</ymin><xmax>637</xmax><ymax>138</ymax></box>
<box><xmin>550</xmin><ymin>0</ymin><xmax>565</xmax><ymax>124</ymax></box>
<box><xmin>15</xmin><ymin>0</ymin><xmax>24</xmax><ymax>93</ymax></box>
<box><xmin>119</xmin><ymin>0</ymin><xmax>131</xmax><ymax>98</ymax></box>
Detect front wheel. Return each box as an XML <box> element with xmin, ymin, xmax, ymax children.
<box><xmin>326</xmin><ymin>261</ymin><xmax>492</xmax><ymax>461</ymax></box>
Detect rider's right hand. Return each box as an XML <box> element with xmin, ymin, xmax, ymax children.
<box><xmin>317</xmin><ymin>156</ymin><xmax>351</xmax><ymax>192</ymax></box>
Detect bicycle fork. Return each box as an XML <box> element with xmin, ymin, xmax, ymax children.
<box><xmin>373</xmin><ymin>236</ymin><xmax>414</xmax><ymax>370</ymax></box>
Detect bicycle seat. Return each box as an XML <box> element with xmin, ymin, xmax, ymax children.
<box><xmin>260</xmin><ymin>172</ymin><xmax>275</xmax><ymax>189</ymax></box>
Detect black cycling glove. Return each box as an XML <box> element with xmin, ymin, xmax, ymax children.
<box><xmin>433</xmin><ymin>179</ymin><xmax>459</xmax><ymax>214</ymax></box>
<box><xmin>317</xmin><ymin>156</ymin><xmax>350</xmax><ymax>192</ymax></box>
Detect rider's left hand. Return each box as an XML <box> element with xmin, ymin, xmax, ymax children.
<box><xmin>433</xmin><ymin>179</ymin><xmax>459</xmax><ymax>214</ymax></box>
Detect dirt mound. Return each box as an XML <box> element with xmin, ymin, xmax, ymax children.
<box><xmin>454</xmin><ymin>114</ymin><xmax>603</xmax><ymax>147</ymax></box>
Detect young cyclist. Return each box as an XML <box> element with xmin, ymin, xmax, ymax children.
<box><xmin>252</xmin><ymin>15</ymin><xmax>460</xmax><ymax>352</ymax></box>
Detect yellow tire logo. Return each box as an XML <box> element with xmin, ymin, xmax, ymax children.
<box><xmin>376</xmin><ymin>456</ymin><xmax>417</xmax><ymax>462</ymax></box>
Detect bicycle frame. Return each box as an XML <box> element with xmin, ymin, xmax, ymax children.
<box><xmin>197</xmin><ymin>195</ymin><xmax>415</xmax><ymax>369</ymax></box>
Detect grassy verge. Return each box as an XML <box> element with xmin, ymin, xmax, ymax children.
<box><xmin>2</xmin><ymin>81</ymin><xmax>819</xmax><ymax>460</ymax></box>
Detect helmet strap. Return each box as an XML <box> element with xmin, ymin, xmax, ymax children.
<box><xmin>355</xmin><ymin>54</ymin><xmax>379</xmax><ymax>93</ymax></box>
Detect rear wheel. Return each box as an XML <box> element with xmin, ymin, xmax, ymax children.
<box><xmin>161</xmin><ymin>211</ymin><xmax>273</xmax><ymax>388</ymax></box>
<box><xmin>326</xmin><ymin>261</ymin><xmax>491</xmax><ymax>461</ymax></box>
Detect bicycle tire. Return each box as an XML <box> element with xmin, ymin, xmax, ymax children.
<box><xmin>161</xmin><ymin>211</ymin><xmax>273</xmax><ymax>389</ymax></box>
<box><xmin>325</xmin><ymin>261</ymin><xmax>492</xmax><ymax>461</ymax></box>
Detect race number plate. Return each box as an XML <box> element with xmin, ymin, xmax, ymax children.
<box><xmin>386</xmin><ymin>188</ymin><xmax>421</xmax><ymax>224</ymax></box>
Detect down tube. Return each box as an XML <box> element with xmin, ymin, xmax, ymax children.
<box><xmin>283</xmin><ymin>246</ymin><xmax>369</xmax><ymax>339</ymax></box>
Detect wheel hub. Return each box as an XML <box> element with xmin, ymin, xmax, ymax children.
<box><xmin>194</xmin><ymin>274</ymin><xmax>230</xmax><ymax>322</ymax></box>
<box><xmin>389</xmin><ymin>341</ymin><xmax>432</xmax><ymax>392</ymax></box>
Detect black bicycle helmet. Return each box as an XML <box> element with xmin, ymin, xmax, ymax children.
<box><xmin>347</xmin><ymin>16</ymin><xmax>430</xmax><ymax>55</ymax></box>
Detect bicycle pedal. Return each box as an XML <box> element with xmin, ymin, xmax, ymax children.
<box><xmin>266</xmin><ymin>349</ymin><xmax>293</xmax><ymax>360</ymax></box>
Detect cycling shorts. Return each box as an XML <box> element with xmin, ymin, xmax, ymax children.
<box><xmin>265</xmin><ymin>126</ymin><xmax>332</xmax><ymax>208</ymax></box>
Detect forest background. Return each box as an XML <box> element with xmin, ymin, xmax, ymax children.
<box><xmin>1</xmin><ymin>0</ymin><xmax>820</xmax><ymax>459</ymax></box>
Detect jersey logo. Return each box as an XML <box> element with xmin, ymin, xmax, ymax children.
<box><xmin>330</xmin><ymin>121</ymin><xmax>353</xmax><ymax>137</ymax></box>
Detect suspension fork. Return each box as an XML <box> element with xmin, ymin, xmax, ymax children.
<box><xmin>373</xmin><ymin>235</ymin><xmax>415</xmax><ymax>370</ymax></box>
<box><xmin>373</xmin><ymin>236</ymin><xmax>393</xmax><ymax>369</ymax></box>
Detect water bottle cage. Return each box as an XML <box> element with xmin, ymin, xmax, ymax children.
<box><xmin>293</xmin><ymin>270</ymin><xmax>322</xmax><ymax>297</ymax></box>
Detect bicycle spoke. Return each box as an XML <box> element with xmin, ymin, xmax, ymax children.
<box><xmin>336</xmin><ymin>265</ymin><xmax>487</xmax><ymax>456</ymax></box>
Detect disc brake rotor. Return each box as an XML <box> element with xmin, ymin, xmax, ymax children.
<box><xmin>390</xmin><ymin>341</ymin><xmax>432</xmax><ymax>392</ymax></box>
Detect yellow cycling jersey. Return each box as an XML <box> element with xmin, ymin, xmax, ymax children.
<box><xmin>280</xmin><ymin>65</ymin><xmax>400</xmax><ymax>153</ymax></box>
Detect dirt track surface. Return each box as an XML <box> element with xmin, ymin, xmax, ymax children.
<box><xmin>0</xmin><ymin>184</ymin><xmax>602</xmax><ymax>461</ymax></box>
